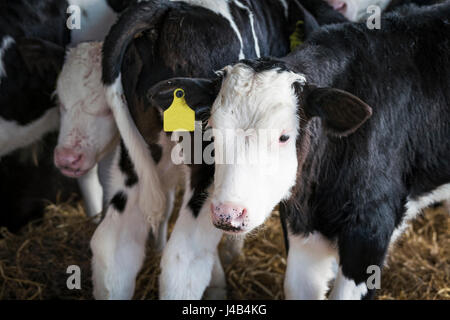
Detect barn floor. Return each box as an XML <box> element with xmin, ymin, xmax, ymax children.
<box><xmin>0</xmin><ymin>197</ymin><xmax>448</xmax><ymax>300</ymax></box>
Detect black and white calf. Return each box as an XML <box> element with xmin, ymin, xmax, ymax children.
<box><xmin>153</xmin><ymin>2</ymin><xmax>450</xmax><ymax>299</ymax></box>
<box><xmin>0</xmin><ymin>0</ymin><xmax>140</xmax><ymax>217</ymax></box>
<box><xmin>54</xmin><ymin>41</ymin><xmax>176</xmax><ymax>252</ymax></box>
<box><xmin>94</xmin><ymin>0</ymin><xmax>340</xmax><ymax>299</ymax></box>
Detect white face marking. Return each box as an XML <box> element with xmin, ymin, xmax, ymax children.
<box><xmin>0</xmin><ymin>36</ymin><xmax>15</xmax><ymax>83</ymax></box>
<box><xmin>171</xmin><ymin>0</ymin><xmax>246</xmax><ymax>59</ymax></box>
<box><xmin>325</xmin><ymin>0</ymin><xmax>391</xmax><ymax>22</ymax></box>
<box><xmin>55</xmin><ymin>42</ymin><xmax>117</xmax><ymax>176</ymax></box>
<box><xmin>210</xmin><ymin>63</ymin><xmax>306</xmax><ymax>234</ymax></box>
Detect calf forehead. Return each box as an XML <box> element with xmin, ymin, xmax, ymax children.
<box><xmin>57</xmin><ymin>42</ymin><xmax>104</xmax><ymax>108</ymax></box>
<box><xmin>212</xmin><ymin>64</ymin><xmax>304</xmax><ymax>130</ymax></box>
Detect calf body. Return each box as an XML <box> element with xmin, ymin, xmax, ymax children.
<box><xmin>97</xmin><ymin>0</ymin><xmax>340</xmax><ymax>299</ymax></box>
<box><xmin>157</xmin><ymin>2</ymin><xmax>450</xmax><ymax>299</ymax></box>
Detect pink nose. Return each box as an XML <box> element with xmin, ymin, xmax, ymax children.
<box><xmin>211</xmin><ymin>202</ymin><xmax>248</xmax><ymax>233</ymax></box>
<box><xmin>54</xmin><ymin>147</ymin><xmax>84</xmax><ymax>171</ymax></box>
<box><xmin>329</xmin><ymin>0</ymin><xmax>346</xmax><ymax>11</ymax></box>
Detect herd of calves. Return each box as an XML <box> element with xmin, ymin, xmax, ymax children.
<box><xmin>0</xmin><ymin>0</ymin><xmax>449</xmax><ymax>300</ymax></box>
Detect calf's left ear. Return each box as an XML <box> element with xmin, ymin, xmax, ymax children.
<box><xmin>304</xmin><ymin>87</ymin><xmax>373</xmax><ymax>137</ymax></box>
<box><xmin>16</xmin><ymin>38</ymin><xmax>65</xmax><ymax>79</ymax></box>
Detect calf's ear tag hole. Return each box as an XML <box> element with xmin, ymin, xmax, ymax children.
<box><xmin>175</xmin><ymin>89</ymin><xmax>184</xmax><ymax>98</ymax></box>
<box><xmin>163</xmin><ymin>88</ymin><xmax>195</xmax><ymax>132</ymax></box>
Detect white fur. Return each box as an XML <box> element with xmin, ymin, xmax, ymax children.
<box><xmin>91</xmin><ymin>133</ymin><xmax>180</xmax><ymax>299</ymax></box>
<box><xmin>171</xmin><ymin>0</ymin><xmax>245</xmax><ymax>59</ymax></box>
<box><xmin>325</xmin><ymin>0</ymin><xmax>391</xmax><ymax>22</ymax></box>
<box><xmin>91</xmin><ymin>147</ymin><xmax>150</xmax><ymax>299</ymax></box>
<box><xmin>278</xmin><ymin>0</ymin><xmax>289</xmax><ymax>18</ymax></box>
<box><xmin>56</xmin><ymin>42</ymin><xmax>119</xmax><ymax>174</ymax></box>
<box><xmin>329</xmin><ymin>268</ymin><xmax>368</xmax><ymax>300</ymax></box>
<box><xmin>210</xmin><ymin>64</ymin><xmax>306</xmax><ymax>233</ymax></box>
<box><xmin>77</xmin><ymin>166</ymin><xmax>103</xmax><ymax>218</ymax></box>
<box><xmin>284</xmin><ymin>232</ymin><xmax>337</xmax><ymax>300</ymax></box>
<box><xmin>159</xmin><ymin>176</ymin><xmax>224</xmax><ymax>299</ymax></box>
<box><xmin>0</xmin><ymin>36</ymin><xmax>14</xmax><ymax>83</ymax></box>
<box><xmin>105</xmin><ymin>76</ymin><xmax>167</xmax><ymax>232</ymax></box>
<box><xmin>55</xmin><ymin>42</ymin><xmax>119</xmax><ymax>217</ymax></box>
<box><xmin>0</xmin><ymin>107</ymin><xmax>59</xmax><ymax>158</ymax></box>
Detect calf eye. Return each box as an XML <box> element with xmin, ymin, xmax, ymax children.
<box><xmin>279</xmin><ymin>134</ymin><xmax>290</xmax><ymax>143</ymax></box>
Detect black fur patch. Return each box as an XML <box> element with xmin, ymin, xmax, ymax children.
<box><xmin>0</xmin><ymin>0</ymin><xmax>70</xmax><ymax>125</ymax></box>
<box><xmin>110</xmin><ymin>191</ymin><xmax>127</xmax><ymax>213</ymax></box>
<box><xmin>280</xmin><ymin>3</ymin><xmax>450</xmax><ymax>295</ymax></box>
<box><xmin>149</xmin><ymin>143</ymin><xmax>162</xmax><ymax>164</ymax></box>
<box><xmin>119</xmin><ymin>141</ymin><xmax>139</xmax><ymax>187</ymax></box>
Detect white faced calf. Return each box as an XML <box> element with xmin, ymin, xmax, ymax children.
<box><xmin>55</xmin><ymin>42</ymin><xmax>118</xmax><ymax>179</ymax></box>
<box><xmin>54</xmin><ymin>42</ymin><xmax>118</xmax><ymax>217</ymax></box>
<box><xmin>209</xmin><ymin>66</ymin><xmax>303</xmax><ymax>233</ymax></box>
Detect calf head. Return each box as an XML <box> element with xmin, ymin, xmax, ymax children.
<box><xmin>54</xmin><ymin>42</ymin><xmax>118</xmax><ymax>178</ymax></box>
<box><xmin>151</xmin><ymin>59</ymin><xmax>372</xmax><ymax>234</ymax></box>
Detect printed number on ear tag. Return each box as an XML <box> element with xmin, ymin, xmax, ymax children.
<box><xmin>163</xmin><ymin>88</ymin><xmax>195</xmax><ymax>132</ymax></box>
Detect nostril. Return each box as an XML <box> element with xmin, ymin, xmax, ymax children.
<box><xmin>71</xmin><ymin>154</ymin><xmax>83</xmax><ymax>165</ymax></box>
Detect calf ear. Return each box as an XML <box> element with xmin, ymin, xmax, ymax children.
<box><xmin>16</xmin><ymin>38</ymin><xmax>65</xmax><ymax>79</ymax></box>
<box><xmin>288</xmin><ymin>0</ymin><xmax>320</xmax><ymax>40</ymax></box>
<box><xmin>304</xmin><ymin>87</ymin><xmax>373</xmax><ymax>137</ymax></box>
<box><xmin>147</xmin><ymin>77</ymin><xmax>220</xmax><ymax>120</ymax></box>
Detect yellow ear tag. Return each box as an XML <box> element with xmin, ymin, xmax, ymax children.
<box><xmin>163</xmin><ymin>88</ymin><xmax>195</xmax><ymax>132</ymax></box>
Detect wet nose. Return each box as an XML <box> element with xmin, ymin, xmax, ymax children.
<box><xmin>211</xmin><ymin>202</ymin><xmax>248</xmax><ymax>233</ymax></box>
<box><xmin>54</xmin><ymin>147</ymin><xmax>84</xmax><ymax>170</ymax></box>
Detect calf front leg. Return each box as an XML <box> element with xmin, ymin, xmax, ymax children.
<box><xmin>159</xmin><ymin>198</ymin><xmax>223</xmax><ymax>299</ymax></box>
<box><xmin>78</xmin><ymin>165</ymin><xmax>103</xmax><ymax>218</ymax></box>
<box><xmin>90</xmin><ymin>145</ymin><xmax>149</xmax><ymax>300</ymax></box>
<box><xmin>90</xmin><ymin>187</ymin><xmax>150</xmax><ymax>300</ymax></box>
<box><xmin>284</xmin><ymin>232</ymin><xmax>337</xmax><ymax>300</ymax></box>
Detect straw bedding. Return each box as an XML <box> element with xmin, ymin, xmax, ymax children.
<box><xmin>0</xmin><ymin>198</ymin><xmax>448</xmax><ymax>300</ymax></box>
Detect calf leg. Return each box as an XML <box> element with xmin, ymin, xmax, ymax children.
<box><xmin>90</xmin><ymin>146</ymin><xmax>149</xmax><ymax>300</ymax></box>
<box><xmin>159</xmin><ymin>198</ymin><xmax>223</xmax><ymax>299</ymax></box>
<box><xmin>77</xmin><ymin>165</ymin><xmax>103</xmax><ymax>218</ymax></box>
<box><xmin>203</xmin><ymin>249</ymin><xmax>227</xmax><ymax>300</ymax></box>
<box><xmin>329</xmin><ymin>267</ymin><xmax>369</xmax><ymax>300</ymax></box>
<box><xmin>151</xmin><ymin>188</ymin><xmax>175</xmax><ymax>252</ymax></box>
<box><xmin>284</xmin><ymin>232</ymin><xmax>336</xmax><ymax>300</ymax></box>
<box><xmin>90</xmin><ymin>191</ymin><xmax>149</xmax><ymax>300</ymax></box>
<box><xmin>333</xmin><ymin>209</ymin><xmax>394</xmax><ymax>300</ymax></box>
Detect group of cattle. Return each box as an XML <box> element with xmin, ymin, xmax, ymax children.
<box><xmin>0</xmin><ymin>0</ymin><xmax>448</xmax><ymax>300</ymax></box>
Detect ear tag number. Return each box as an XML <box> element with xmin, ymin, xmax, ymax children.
<box><xmin>163</xmin><ymin>88</ymin><xmax>195</xmax><ymax>132</ymax></box>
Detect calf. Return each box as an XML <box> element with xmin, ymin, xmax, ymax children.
<box><xmin>152</xmin><ymin>2</ymin><xmax>450</xmax><ymax>299</ymax></box>
<box><xmin>0</xmin><ymin>0</ymin><xmax>142</xmax><ymax>218</ymax></box>
<box><xmin>54</xmin><ymin>41</ymin><xmax>174</xmax><ymax>247</ymax></box>
<box><xmin>94</xmin><ymin>0</ymin><xmax>340</xmax><ymax>299</ymax></box>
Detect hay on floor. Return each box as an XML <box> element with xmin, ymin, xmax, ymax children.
<box><xmin>0</xmin><ymin>200</ymin><xmax>448</xmax><ymax>300</ymax></box>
